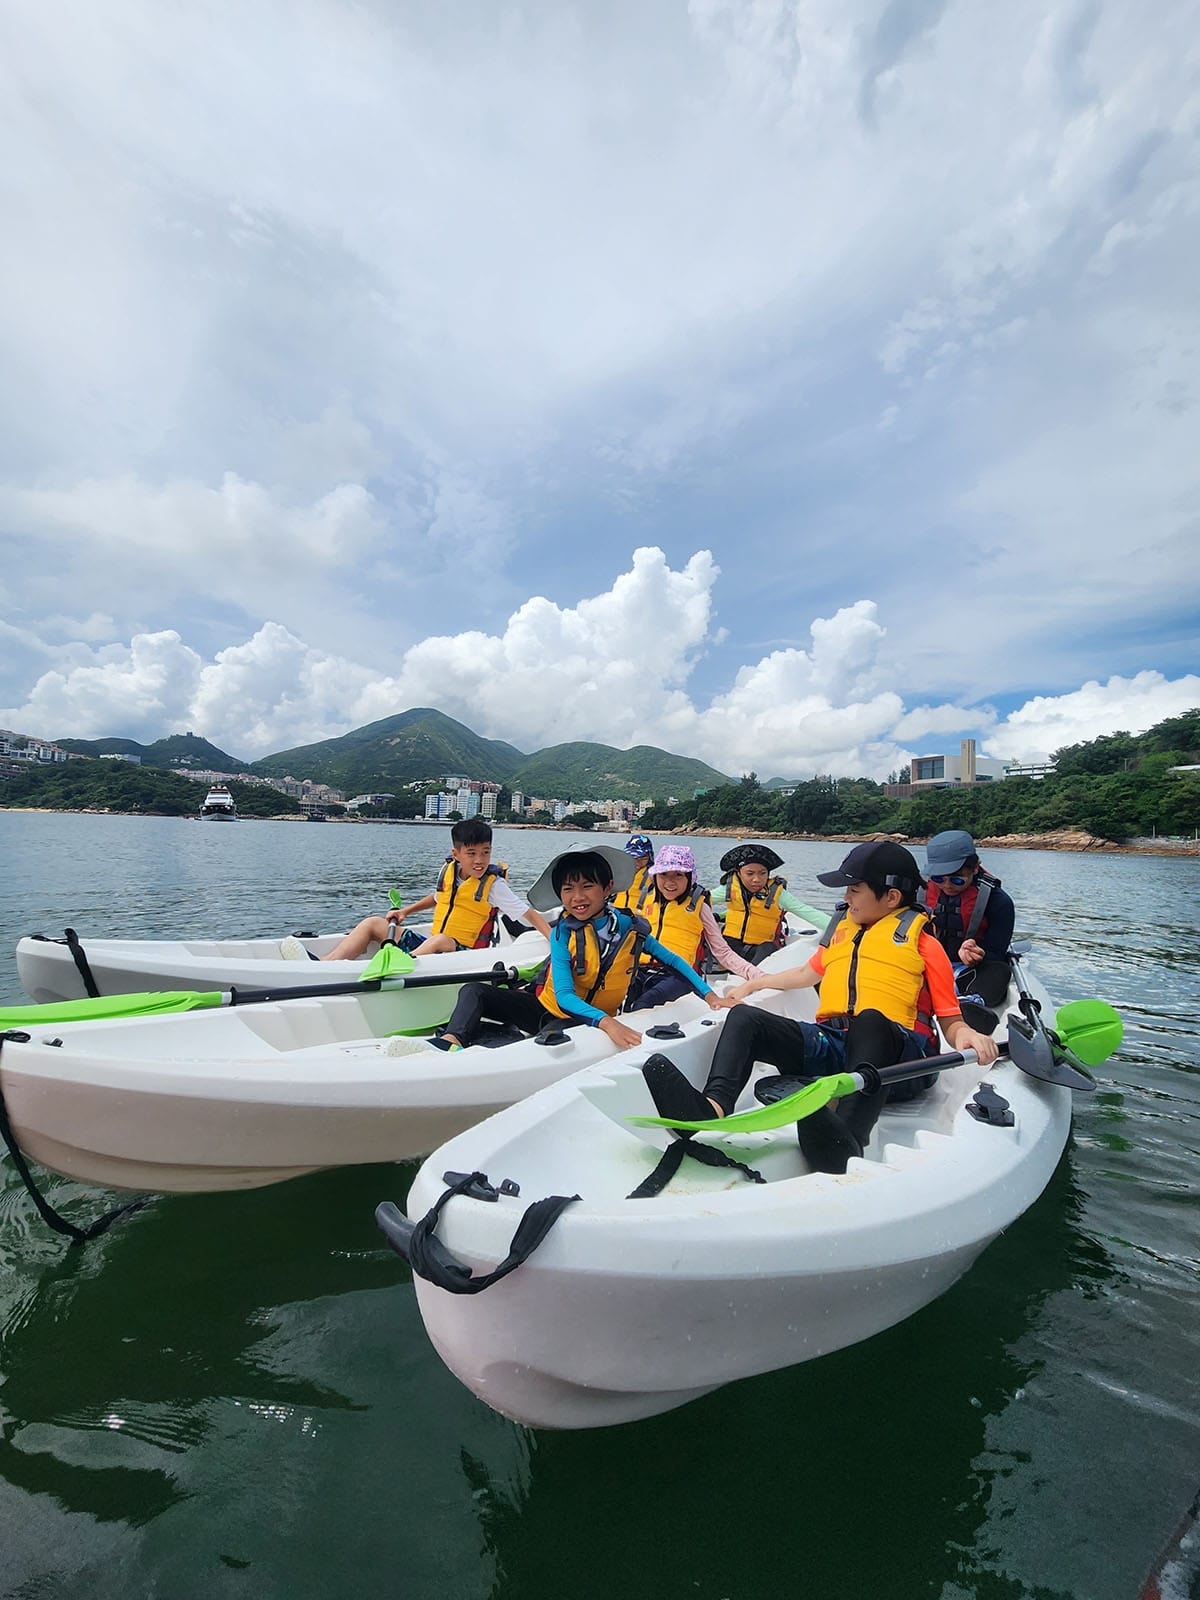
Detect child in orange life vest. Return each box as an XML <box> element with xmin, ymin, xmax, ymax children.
<box><xmin>711</xmin><ymin>844</ymin><xmax>810</xmax><ymax>964</ymax></box>
<box><xmin>314</xmin><ymin>817</ymin><xmax>552</xmax><ymax>962</ymax></box>
<box><xmin>430</xmin><ymin>845</ymin><xmax>724</xmax><ymax>1052</ymax></box>
<box><xmin>642</xmin><ymin>842</ymin><xmax>999</xmax><ymax>1175</ymax></box>
<box><xmin>625</xmin><ymin>843</ymin><xmax>762</xmax><ymax>1012</ymax></box>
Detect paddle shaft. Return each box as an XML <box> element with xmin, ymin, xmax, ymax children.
<box><xmin>846</xmin><ymin>1042</ymin><xmax>1009</xmax><ymax>1096</ymax></box>
<box><xmin>221</xmin><ymin>963</ymin><xmax>521</xmax><ymax>1007</ymax></box>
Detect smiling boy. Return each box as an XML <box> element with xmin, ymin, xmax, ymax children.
<box><xmin>431</xmin><ymin>845</ymin><xmax>723</xmax><ymax>1052</ymax></box>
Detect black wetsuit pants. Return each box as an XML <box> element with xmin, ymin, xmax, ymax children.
<box><xmin>955</xmin><ymin>957</ymin><xmax>1010</xmax><ymax>1008</ymax></box>
<box><xmin>702</xmin><ymin>1005</ymin><xmax>934</xmax><ymax>1176</ymax></box>
<box><xmin>443</xmin><ymin>981</ymin><xmax>571</xmax><ymax>1044</ymax></box>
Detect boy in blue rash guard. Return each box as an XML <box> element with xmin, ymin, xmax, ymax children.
<box><xmin>430</xmin><ymin>846</ymin><xmax>723</xmax><ymax>1052</ymax></box>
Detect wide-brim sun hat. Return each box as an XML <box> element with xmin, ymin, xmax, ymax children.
<box><xmin>816</xmin><ymin>841</ymin><xmax>924</xmax><ymax>891</ymax></box>
<box><xmin>647</xmin><ymin>843</ymin><xmax>696</xmax><ymax>877</ymax></box>
<box><xmin>720</xmin><ymin>843</ymin><xmax>784</xmax><ymax>874</ymax></box>
<box><xmin>526</xmin><ymin>844</ymin><xmax>638</xmax><ymax>911</ymax></box>
<box><xmin>924</xmin><ymin>829</ymin><xmax>977</xmax><ymax>878</ymax></box>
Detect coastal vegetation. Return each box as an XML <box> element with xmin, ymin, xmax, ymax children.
<box><xmin>0</xmin><ymin>763</ymin><xmax>304</xmax><ymax>818</ymax></box>
<box><xmin>641</xmin><ymin>711</ymin><xmax>1200</xmax><ymax>843</ymax></box>
<box><xmin>6</xmin><ymin>709</ymin><xmax>1197</xmax><ymax>843</ymax></box>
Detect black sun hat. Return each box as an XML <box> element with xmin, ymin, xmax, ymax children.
<box><xmin>719</xmin><ymin>843</ymin><xmax>784</xmax><ymax>874</ymax></box>
<box><xmin>816</xmin><ymin>841</ymin><xmax>924</xmax><ymax>891</ymax></box>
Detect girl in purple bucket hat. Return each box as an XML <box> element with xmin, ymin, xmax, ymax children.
<box><xmin>625</xmin><ymin>843</ymin><xmax>763</xmax><ymax>1011</ymax></box>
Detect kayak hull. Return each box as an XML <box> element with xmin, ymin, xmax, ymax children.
<box><xmin>417</xmin><ymin>1236</ymin><xmax>989</xmax><ymax>1429</ymax></box>
<box><xmin>390</xmin><ymin>966</ymin><xmax>1072</xmax><ymax>1428</ymax></box>
<box><xmin>0</xmin><ymin>940</ymin><xmax>816</xmax><ymax>1194</ymax></box>
<box><xmin>14</xmin><ymin>928</ymin><xmax>547</xmax><ymax>1035</ymax></box>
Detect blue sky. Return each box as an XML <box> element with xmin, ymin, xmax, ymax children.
<box><xmin>1</xmin><ymin>0</ymin><xmax>1197</xmax><ymax>778</ymax></box>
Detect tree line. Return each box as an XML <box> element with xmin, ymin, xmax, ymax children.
<box><xmin>0</xmin><ymin>763</ymin><xmax>305</xmax><ymax>818</ymax></box>
<box><xmin>4</xmin><ymin>709</ymin><xmax>1198</xmax><ymax>841</ymax></box>
<box><xmin>640</xmin><ymin>710</ymin><xmax>1200</xmax><ymax>843</ymax></box>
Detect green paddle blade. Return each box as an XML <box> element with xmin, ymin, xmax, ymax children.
<box><xmin>0</xmin><ymin>990</ymin><xmax>224</xmax><ymax>1028</ymax></box>
<box><xmin>359</xmin><ymin>936</ymin><xmax>415</xmax><ymax>982</ymax></box>
<box><xmin>628</xmin><ymin>1072</ymin><xmax>859</xmax><ymax>1135</ymax></box>
<box><xmin>1052</xmin><ymin>999</ymin><xmax>1123</xmax><ymax>1068</ymax></box>
<box><xmin>388</xmin><ymin>889</ymin><xmax>403</xmax><ymax>909</ymax></box>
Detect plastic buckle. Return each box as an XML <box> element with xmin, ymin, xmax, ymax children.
<box><xmin>534</xmin><ymin>1028</ymin><xmax>570</xmax><ymax>1047</ymax></box>
<box><xmin>499</xmin><ymin>1179</ymin><xmax>521</xmax><ymax>1198</ymax></box>
<box><xmin>442</xmin><ymin>1171</ymin><xmax>500</xmax><ymax>1201</ymax></box>
<box><xmin>645</xmin><ymin>1022</ymin><xmax>685</xmax><ymax>1040</ymax></box>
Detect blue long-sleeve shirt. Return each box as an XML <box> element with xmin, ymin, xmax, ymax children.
<box><xmin>547</xmin><ymin>907</ymin><xmax>712</xmax><ymax>1026</ymax></box>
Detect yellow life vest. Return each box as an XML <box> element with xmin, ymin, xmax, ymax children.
<box><xmin>613</xmin><ymin>861</ymin><xmax>652</xmax><ymax>913</ymax></box>
<box><xmin>723</xmin><ymin>873</ymin><xmax>787</xmax><ymax>946</ymax></box>
<box><xmin>637</xmin><ymin>883</ymin><xmax>709</xmax><ymax>970</ymax></box>
<box><xmin>537</xmin><ymin>914</ymin><xmax>646</xmax><ymax>1020</ymax></box>
<box><xmin>432</xmin><ymin>858</ymin><xmax>507</xmax><ymax>949</ymax></box>
<box><xmin>817</xmin><ymin>907</ymin><xmax>932</xmax><ymax>1033</ymax></box>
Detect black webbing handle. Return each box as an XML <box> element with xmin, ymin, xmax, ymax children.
<box><xmin>375</xmin><ymin>1170</ymin><xmax>579</xmax><ymax>1293</ymax></box>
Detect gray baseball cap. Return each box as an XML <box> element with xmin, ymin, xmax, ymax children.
<box><xmin>925</xmin><ymin>830</ymin><xmax>977</xmax><ymax>877</ymax></box>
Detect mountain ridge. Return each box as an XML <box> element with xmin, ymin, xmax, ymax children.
<box><xmin>54</xmin><ymin>708</ymin><xmax>731</xmax><ymax>800</ymax></box>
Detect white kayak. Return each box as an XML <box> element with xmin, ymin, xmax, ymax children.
<box><xmin>14</xmin><ymin>923</ymin><xmax>541</xmax><ymax>1008</ymax></box>
<box><xmin>0</xmin><ymin>933</ymin><xmax>819</xmax><ymax>1196</ymax></box>
<box><xmin>380</xmin><ymin>963</ymin><xmax>1075</xmax><ymax>1430</ymax></box>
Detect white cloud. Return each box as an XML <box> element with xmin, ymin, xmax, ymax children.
<box><xmin>0</xmin><ymin>2</ymin><xmax>1197</xmax><ymax>762</ymax></box>
<box><xmin>894</xmin><ymin>703</ymin><xmax>997</xmax><ymax>742</ymax></box>
<box><xmin>3</xmin><ymin>552</ymin><xmax>1196</xmax><ymax>780</ymax></box>
<box><xmin>983</xmin><ymin>671</ymin><xmax>1200</xmax><ymax>765</ymax></box>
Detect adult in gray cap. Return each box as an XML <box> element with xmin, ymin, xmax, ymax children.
<box><xmin>923</xmin><ymin>830</ymin><xmax>1015</xmax><ymax>1019</ymax></box>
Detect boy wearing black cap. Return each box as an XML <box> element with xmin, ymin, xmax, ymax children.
<box><xmin>643</xmin><ymin>841</ymin><xmax>999</xmax><ymax>1174</ymax></box>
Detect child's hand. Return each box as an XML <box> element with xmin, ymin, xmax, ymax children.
<box><xmin>598</xmin><ymin>1016</ymin><xmax>642</xmax><ymax>1051</ymax></box>
<box><xmin>957</xmin><ymin>1026</ymin><xmax>999</xmax><ymax>1066</ymax></box>
<box><xmin>704</xmin><ymin>991</ymin><xmax>732</xmax><ymax>1011</ymax></box>
<box><xmin>958</xmin><ymin>938</ymin><xmax>985</xmax><ymax>964</ymax></box>
<box><xmin>723</xmin><ymin>980</ymin><xmax>756</xmax><ymax>1003</ymax></box>
<box><xmin>387</xmin><ymin>908</ymin><xmax>406</xmax><ymax>926</ymax></box>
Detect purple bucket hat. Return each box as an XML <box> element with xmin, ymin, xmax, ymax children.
<box><xmin>647</xmin><ymin>843</ymin><xmax>697</xmax><ymax>878</ymax></box>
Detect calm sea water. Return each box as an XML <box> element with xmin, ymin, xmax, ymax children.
<box><xmin>0</xmin><ymin>812</ymin><xmax>1197</xmax><ymax>1600</ymax></box>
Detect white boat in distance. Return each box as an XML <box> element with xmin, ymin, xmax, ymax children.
<box><xmin>199</xmin><ymin>784</ymin><xmax>237</xmax><ymax>819</ymax></box>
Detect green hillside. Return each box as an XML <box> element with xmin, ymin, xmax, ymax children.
<box><xmin>41</xmin><ymin>709</ymin><xmax>729</xmax><ymax>799</ymax></box>
<box><xmin>249</xmin><ymin>708</ymin><xmax>526</xmax><ymax>792</ymax></box>
<box><xmin>0</xmin><ymin>762</ymin><xmax>301</xmax><ymax>817</ymax></box>
<box><xmin>510</xmin><ymin>741</ymin><xmax>729</xmax><ymax>801</ymax></box>
<box><xmin>54</xmin><ymin>732</ymin><xmax>250</xmax><ymax>772</ymax></box>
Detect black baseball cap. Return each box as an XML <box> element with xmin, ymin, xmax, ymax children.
<box><xmin>816</xmin><ymin>842</ymin><xmax>925</xmax><ymax>891</ymax></box>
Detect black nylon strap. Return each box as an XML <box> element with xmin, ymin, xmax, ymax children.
<box><xmin>403</xmin><ymin>1170</ymin><xmax>580</xmax><ymax>1294</ymax></box>
<box><xmin>64</xmin><ymin>928</ymin><xmax>101</xmax><ymax>998</ymax></box>
<box><xmin>627</xmin><ymin>1137</ymin><xmax>766</xmax><ymax>1199</ymax></box>
<box><xmin>0</xmin><ymin>1034</ymin><xmax>148</xmax><ymax>1243</ymax></box>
